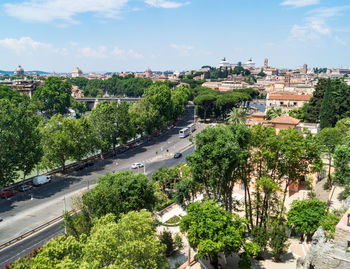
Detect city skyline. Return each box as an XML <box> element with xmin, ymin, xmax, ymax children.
<box><xmin>0</xmin><ymin>0</ymin><xmax>350</xmax><ymax>72</ymax></box>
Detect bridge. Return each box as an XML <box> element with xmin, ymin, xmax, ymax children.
<box><xmin>75</xmin><ymin>97</ymin><xmax>141</xmax><ymax>110</ymax></box>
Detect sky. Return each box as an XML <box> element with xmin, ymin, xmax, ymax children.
<box><xmin>0</xmin><ymin>0</ymin><xmax>350</xmax><ymax>73</ymax></box>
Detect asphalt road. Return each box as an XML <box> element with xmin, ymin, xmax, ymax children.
<box><xmin>0</xmin><ymin>146</ymin><xmax>195</xmax><ymax>268</ymax></box>
<box><xmin>0</xmin><ymin>104</ymin><xmax>198</xmax><ymax>266</ymax></box>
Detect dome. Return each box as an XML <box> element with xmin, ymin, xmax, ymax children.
<box><xmin>72</xmin><ymin>67</ymin><xmax>83</xmax><ymax>78</ymax></box>
<box><xmin>15</xmin><ymin>65</ymin><xmax>24</xmax><ymax>75</ymax></box>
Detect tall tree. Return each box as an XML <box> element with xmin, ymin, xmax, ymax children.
<box><xmin>226</xmin><ymin>107</ymin><xmax>247</xmax><ymax>124</ymax></box>
<box><xmin>40</xmin><ymin>114</ymin><xmax>94</xmax><ymax>171</ymax></box>
<box><xmin>33</xmin><ymin>77</ymin><xmax>72</xmax><ymax>118</ymax></box>
<box><xmin>180</xmin><ymin>201</ymin><xmax>259</xmax><ymax>269</ymax></box>
<box><xmin>186</xmin><ymin>124</ymin><xmax>251</xmax><ymax>211</ymax></box>
<box><xmin>316</xmin><ymin>127</ymin><xmax>342</xmax><ymax>188</ymax></box>
<box><xmin>265</xmin><ymin>107</ymin><xmax>283</xmax><ymax>120</ymax></box>
<box><xmin>82</xmin><ymin>171</ymin><xmax>157</xmax><ymax>219</ymax></box>
<box><xmin>0</xmin><ymin>99</ymin><xmax>42</xmax><ymax>186</ymax></box>
<box><xmin>287</xmin><ymin>199</ymin><xmax>328</xmax><ymax>242</ymax></box>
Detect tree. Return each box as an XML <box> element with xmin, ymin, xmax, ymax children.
<box><xmin>186</xmin><ymin>124</ymin><xmax>251</xmax><ymax>211</ymax></box>
<box><xmin>82</xmin><ymin>171</ymin><xmax>157</xmax><ymax>219</ymax></box>
<box><xmin>89</xmin><ymin>101</ymin><xmax>119</xmax><ymax>157</ymax></box>
<box><xmin>33</xmin><ymin>77</ymin><xmax>73</xmax><ymax>118</ymax></box>
<box><xmin>12</xmin><ymin>212</ymin><xmax>168</xmax><ymax>269</ymax></box>
<box><xmin>334</xmin><ymin>136</ymin><xmax>350</xmax><ymax>198</ymax></box>
<box><xmin>226</xmin><ymin>107</ymin><xmax>247</xmax><ymax>124</ymax></box>
<box><xmin>265</xmin><ymin>107</ymin><xmax>283</xmax><ymax>120</ymax></box>
<box><xmin>180</xmin><ymin>201</ymin><xmax>259</xmax><ymax>269</ymax></box>
<box><xmin>40</xmin><ymin>114</ymin><xmax>94</xmax><ymax>171</ymax></box>
<box><xmin>316</xmin><ymin>127</ymin><xmax>342</xmax><ymax>188</ymax></box>
<box><xmin>143</xmin><ymin>83</ymin><xmax>173</xmax><ymax>125</ymax></box>
<box><xmin>0</xmin><ymin>98</ymin><xmax>43</xmax><ymax>186</ymax></box>
<box><xmin>269</xmin><ymin>220</ymin><xmax>290</xmax><ymax>261</ymax></box>
<box><xmin>319</xmin><ymin>83</ymin><xmax>336</xmax><ymax>129</ymax></box>
<box><xmin>193</xmin><ymin>92</ymin><xmax>217</xmax><ymax>119</ymax></box>
<box><xmin>287</xmin><ymin>199</ymin><xmax>328</xmax><ymax>241</ymax></box>
<box><xmin>0</xmin><ymin>85</ymin><xmax>21</xmax><ymax>102</ymax></box>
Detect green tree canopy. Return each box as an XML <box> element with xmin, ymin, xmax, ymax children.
<box><xmin>33</xmin><ymin>77</ymin><xmax>73</xmax><ymax>118</ymax></box>
<box><xmin>82</xmin><ymin>171</ymin><xmax>157</xmax><ymax>219</ymax></box>
<box><xmin>180</xmin><ymin>201</ymin><xmax>259</xmax><ymax>269</ymax></box>
<box><xmin>287</xmin><ymin>199</ymin><xmax>328</xmax><ymax>241</ymax></box>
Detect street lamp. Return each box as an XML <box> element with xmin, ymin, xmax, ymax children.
<box><xmin>63</xmin><ymin>197</ymin><xmax>67</xmax><ymax>234</ymax></box>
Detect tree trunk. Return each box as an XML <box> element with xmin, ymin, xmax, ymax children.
<box><xmin>328</xmin><ymin>156</ymin><xmax>332</xmax><ymax>189</ymax></box>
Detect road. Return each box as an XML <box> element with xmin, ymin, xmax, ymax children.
<box><xmin>0</xmin><ymin>146</ymin><xmax>195</xmax><ymax>267</ymax></box>
<box><xmin>0</xmin><ymin>104</ymin><xmax>198</xmax><ymax>266</ymax></box>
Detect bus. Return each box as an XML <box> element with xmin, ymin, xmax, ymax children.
<box><xmin>179</xmin><ymin>127</ymin><xmax>190</xmax><ymax>138</ymax></box>
<box><xmin>187</xmin><ymin>123</ymin><xmax>196</xmax><ymax>133</ymax></box>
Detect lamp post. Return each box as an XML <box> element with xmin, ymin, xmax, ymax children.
<box><xmin>63</xmin><ymin>197</ymin><xmax>67</xmax><ymax>234</ymax></box>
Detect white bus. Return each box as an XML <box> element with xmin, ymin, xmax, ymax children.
<box><xmin>187</xmin><ymin>123</ymin><xmax>196</xmax><ymax>133</ymax></box>
<box><xmin>179</xmin><ymin>127</ymin><xmax>190</xmax><ymax>138</ymax></box>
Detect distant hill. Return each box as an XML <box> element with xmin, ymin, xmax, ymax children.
<box><xmin>0</xmin><ymin>70</ymin><xmax>50</xmax><ymax>75</ymax></box>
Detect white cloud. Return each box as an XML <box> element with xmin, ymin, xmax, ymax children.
<box><xmin>128</xmin><ymin>49</ymin><xmax>144</xmax><ymax>59</ymax></box>
<box><xmin>80</xmin><ymin>46</ymin><xmax>108</xmax><ymax>58</ymax></box>
<box><xmin>281</xmin><ymin>0</ymin><xmax>319</xmax><ymax>8</ymax></box>
<box><xmin>171</xmin><ymin>44</ymin><xmax>193</xmax><ymax>56</ymax></box>
<box><xmin>289</xmin><ymin>6</ymin><xmax>350</xmax><ymax>40</ymax></box>
<box><xmin>0</xmin><ymin>37</ymin><xmax>51</xmax><ymax>53</ymax></box>
<box><xmin>111</xmin><ymin>46</ymin><xmax>125</xmax><ymax>56</ymax></box>
<box><xmin>4</xmin><ymin>0</ymin><xmax>128</xmax><ymax>23</ymax></box>
<box><xmin>145</xmin><ymin>0</ymin><xmax>189</xmax><ymax>8</ymax></box>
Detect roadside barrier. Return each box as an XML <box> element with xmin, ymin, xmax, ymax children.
<box><xmin>0</xmin><ymin>210</ymin><xmax>74</xmax><ymax>252</ymax></box>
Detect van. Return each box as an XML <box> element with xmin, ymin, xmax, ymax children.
<box><xmin>33</xmin><ymin>175</ymin><xmax>51</xmax><ymax>186</ymax></box>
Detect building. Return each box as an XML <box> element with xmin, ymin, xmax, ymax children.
<box><xmin>14</xmin><ymin>65</ymin><xmax>24</xmax><ymax>76</ymax></box>
<box><xmin>266</xmin><ymin>115</ymin><xmax>300</xmax><ymax>132</ymax></box>
<box><xmin>244</xmin><ymin>58</ymin><xmax>255</xmax><ymax>68</ymax></box>
<box><xmin>302</xmin><ymin>64</ymin><xmax>308</xmax><ymax>74</ymax></box>
<box><xmin>266</xmin><ymin>93</ymin><xmax>312</xmax><ymax>112</ymax></box>
<box><xmin>264</xmin><ymin>58</ymin><xmax>268</xmax><ymax>69</ymax></box>
<box><xmin>72</xmin><ymin>67</ymin><xmax>83</xmax><ymax>78</ymax></box>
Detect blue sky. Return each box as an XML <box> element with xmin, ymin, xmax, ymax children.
<box><xmin>0</xmin><ymin>0</ymin><xmax>349</xmax><ymax>72</ymax></box>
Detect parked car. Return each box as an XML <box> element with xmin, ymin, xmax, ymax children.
<box><xmin>131</xmin><ymin>163</ymin><xmax>144</xmax><ymax>169</ymax></box>
<box><xmin>18</xmin><ymin>184</ymin><xmax>33</xmax><ymax>192</ymax></box>
<box><xmin>153</xmin><ymin>132</ymin><xmax>160</xmax><ymax>137</ymax></box>
<box><xmin>117</xmin><ymin>147</ymin><xmax>128</xmax><ymax>154</ymax></box>
<box><xmin>174</xmin><ymin>152</ymin><xmax>182</xmax><ymax>159</ymax></box>
<box><xmin>135</xmin><ymin>140</ymin><xmax>144</xmax><ymax>147</ymax></box>
<box><xmin>1</xmin><ymin>189</ymin><xmax>17</xmax><ymax>199</ymax></box>
<box><xmin>86</xmin><ymin>161</ymin><xmax>94</xmax><ymax>167</ymax></box>
<box><xmin>33</xmin><ymin>175</ymin><xmax>51</xmax><ymax>186</ymax></box>
<box><xmin>0</xmin><ymin>217</ymin><xmax>2</xmax><ymax>222</ymax></box>
<box><xmin>128</xmin><ymin>144</ymin><xmax>136</xmax><ymax>149</ymax></box>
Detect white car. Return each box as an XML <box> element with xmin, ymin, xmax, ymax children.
<box><xmin>131</xmin><ymin>163</ymin><xmax>144</xmax><ymax>169</ymax></box>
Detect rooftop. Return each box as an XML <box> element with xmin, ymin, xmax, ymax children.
<box><xmin>269</xmin><ymin>94</ymin><xmax>312</xmax><ymax>101</ymax></box>
<box><xmin>268</xmin><ymin>115</ymin><xmax>300</xmax><ymax>125</ymax></box>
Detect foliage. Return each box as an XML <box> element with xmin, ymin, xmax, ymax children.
<box><xmin>287</xmin><ymin>199</ymin><xmax>328</xmax><ymax>240</ymax></box>
<box><xmin>304</xmin><ymin>78</ymin><xmax>350</xmax><ymax>126</ymax></box>
<box><xmin>180</xmin><ymin>201</ymin><xmax>258</xmax><ymax>269</ymax></box>
<box><xmin>33</xmin><ymin>77</ymin><xmax>73</xmax><ymax>118</ymax></box>
<box><xmin>0</xmin><ymin>98</ymin><xmax>43</xmax><ymax>186</ymax></box>
<box><xmin>269</xmin><ymin>221</ymin><xmax>290</xmax><ymax>262</ymax></box>
<box><xmin>10</xmin><ymin>212</ymin><xmax>169</xmax><ymax>269</ymax></box>
<box><xmin>265</xmin><ymin>107</ymin><xmax>283</xmax><ymax>120</ymax></box>
<box><xmin>82</xmin><ymin>171</ymin><xmax>157</xmax><ymax>219</ymax></box>
<box><xmin>334</xmin><ymin>136</ymin><xmax>350</xmax><ymax>198</ymax></box>
<box><xmin>40</xmin><ymin>114</ymin><xmax>95</xmax><ymax>171</ymax></box>
<box><xmin>289</xmin><ymin>104</ymin><xmax>307</xmax><ymax>121</ymax></box>
<box><xmin>316</xmin><ymin>127</ymin><xmax>342</xmax><ymax>187</ymax></box>
<box><xmin>226</xmin><ymin>107</ymin><xmax>247</xmax><ymax>124</ymax></box>
<box><xmin>186</xmin><ymin>124</ymin><xmax>251</xmax><ymax>211</ymax></box>
<box><xmin>320</xmin><ymin>210</ymin><xmax>343</xmax><ymax>239</ymax></box>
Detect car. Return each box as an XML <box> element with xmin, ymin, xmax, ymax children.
<box><xmin>117</xmin><ymin>147</ymin><xmax>128</xmax><ymax>154</ymax></box>
<box><xmin>0</xmin><ymin>217</ymin><xmax>2</xmax><ymax>222</ymax></box>
<box><xmin>18</xmin><ymin>184</ymin><xmax>33</xmax><ymax>192</ymax></box>
<box><xmin>135</xmin><ymin>141</ymin><xmax>143</xmax><ymax>147</ymax></box>
<box><xmin>174</xmin><ymin>152</ymin><xmax>182</xmax><ymax>159</ymax></box>
<box><xmin>1</xmin><ymin>189</ymin><xmax>17</xmax><ymax>199</ymax></box>
<box><xmin>153</xmin><ymin>132</ymin><xmax>160</xmax><ymax>137</ymax></box>
<box><xmin>131</xmin><ymin>163</ymin><xmax>144</xmax><ymax>169</ymax></box>
<box><xmin>128</xmin><ymin>144</ymin><xmax>136</xmax><ymax>149</ymax></box>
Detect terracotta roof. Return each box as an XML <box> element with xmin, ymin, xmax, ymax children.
<box><xmin>268</xmin><ymin>115</ymin><xmax>300</xmax><ymax>125</ymax></box>
<box><xmin>268</xmin><ymin>94</ymin><xmax>312</xmax><ymax>101</ymax></box>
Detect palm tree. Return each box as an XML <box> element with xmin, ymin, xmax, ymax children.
<box><xmin>265</xmin><ymin>108</ymin><xmax>283</xmax><ymax>120</ymax></box>
<box><xmin>226</xmin><ymin>107</ymin><xmax>247</xmax><ymax>124</ymax></box>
